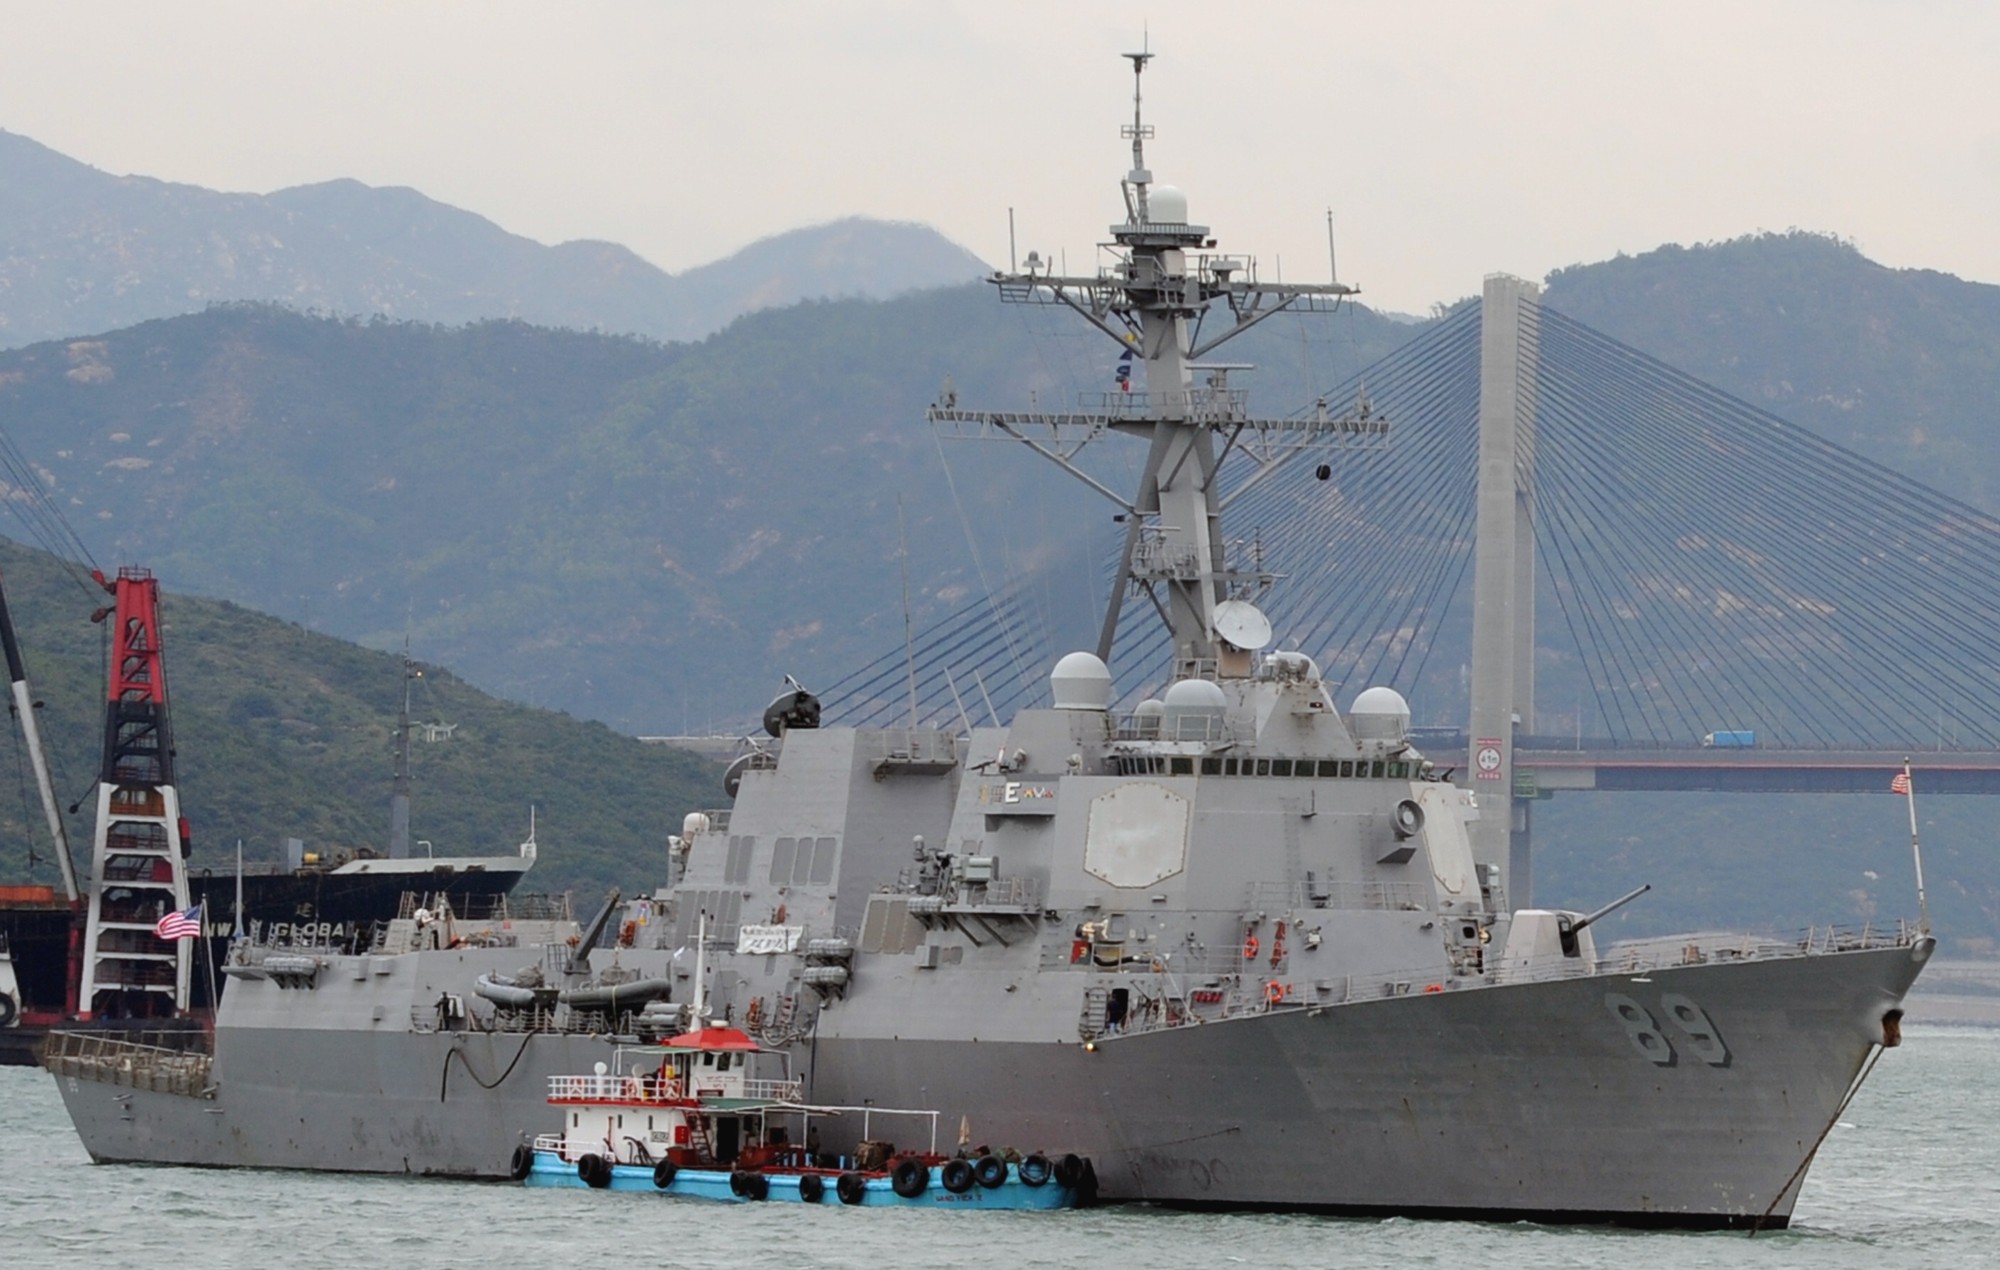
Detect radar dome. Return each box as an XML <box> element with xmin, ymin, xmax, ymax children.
<box><xmin>1349</xmin><ymin>686</ymin><xmax>1411</xmax><ymax>742</ymax></box>
<box><xmin>1161</xmin><ymin>678</ymin><xmax>1227</xmax><ymax>739</ymax></box>
<box><xmin>1050</xmin><ymin>651</ymin><xmax>1113</xmax><ymax>710</ymax></box>
<box><xmin>1149</xmin><ymin>184</ymin><xmax>1189</xmax><ymax>224</ymax></box>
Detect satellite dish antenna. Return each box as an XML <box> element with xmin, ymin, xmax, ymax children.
<box><xmin>1212</xmin><ymin>599</ymin><xmax>1273</xmax><ymax>652</ymax></box>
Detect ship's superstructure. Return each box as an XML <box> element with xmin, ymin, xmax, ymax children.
<box><xmin>47</xmin><ymin>55</ymin><xmax>1930</xmax><ymax>1229</ymax></box>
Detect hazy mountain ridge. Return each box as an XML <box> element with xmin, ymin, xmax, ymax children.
<box><xmin>1545</xmin><ymin>231</ymin><xmax>2000</xmax><ymax>511</ymax></box>
<box><xmin>0</xmin><ymin>129</ymin><xmax>989</xmax><ymax>348</ymax></box>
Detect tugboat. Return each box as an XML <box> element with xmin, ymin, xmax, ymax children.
<box><xmin>517</xmin><ymin>1024</ymin><xmax>1087</xmax><ymax>1209</ymax></box>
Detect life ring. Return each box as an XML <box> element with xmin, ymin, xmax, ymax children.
<box><xmin>797</xmin><ymin>1172</ymin><xmax>826</xmax><ymax>1203</ymax></box>
<box><xmin>653</xmin><ymin>1159</ymin><xmax>677</xmax><ymax>1189</ymax></box>
<box><xmin>508</xmin><ymin>1143</ymin><xmax>534</xmax><ymax>1181</ymax></box>
<box><xmin>941</xmin><ymin>1158</ymin><xmax>976</xmax><ymax>1194</ymax></box>
<box><xmin>974</xmin><ymin>1154</ymin><xmax>1009</xmax><ymax>1189</ymax></box>
<box><xmin>890</xmin><ymin>1157</ymin><xmax>930</xmax><ymax>1198</ymax></box>
<box><xmin>1018</xmin><ymin>1153</ymin><xmax>1052</xmax><ymax>1187</ymax></box>
<box><xmin>1242</xmin><ymin>934</ymin><xmax>1260</xmax><ymax>960</ymax></box>
<box><xmin>730</xmin><ymin>1169</ymin><xmax>769</xmax><ymax>1201</ymax></box>
<box><xmin>837</xmin><ymin>1171</ymin><xmax>869</xmax><ymax>1205</ymax></box>
<box><xmin>1265</xmin><ymin>981</ymin><xmax>1285</xmax><ymax>1006</ymax></box>
<box><xmin>1423</xmin><ymin>983</ymin><xmax>1443</xmax><ymax>994</ymax></box>
<box><xmin>577</xmin><ymin>1153</ymin><xmax>612</xmax><ymax>1188</ymax></box>
<box><xmin>1053</xmin><ymin>1153</ymin><xmax>1086</xmax><ymax>1190</ymax></box>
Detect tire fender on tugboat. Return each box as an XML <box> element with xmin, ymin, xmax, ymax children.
<box><xmin>890</xmin><ymin>1158</ymin><xmax>929</xmax><ymax>1197</ymax></box>
<box><xmin>941</xmin><ymin>1158</ymin><xmax>976</xmax><ymax>1194</ymax></box>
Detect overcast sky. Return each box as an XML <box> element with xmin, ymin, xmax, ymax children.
<box><xmin>5</xmin><ymin>1</ymin><xmax>1997</xmax><ymax>314</ymax></box>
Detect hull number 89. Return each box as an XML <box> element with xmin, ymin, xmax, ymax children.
<box><xmin>1603</xmin><ymin>992</ymin><xmax>1730</xmax><ymax>1067</ymax></box>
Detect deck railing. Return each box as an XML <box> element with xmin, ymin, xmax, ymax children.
<box><xmin>43</xmin><ymin>1031</ymin><xmax>215</xmax><ymax>1099</ymax></box>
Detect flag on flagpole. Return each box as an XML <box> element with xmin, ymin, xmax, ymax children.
<box><xmin>154</xmin><ymin>904</ymin><xmax>202</xmax><ymax>941</ymax></box>
<box><xmin>1891</xmin><ymin>771</ymin><xmax>1912</xmax><ymax>795</ymax></box>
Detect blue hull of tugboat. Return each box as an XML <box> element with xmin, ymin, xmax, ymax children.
<box><xmin>523</xmin><ymin>1152</ymin><xmax>1077</xmax><ymax>1209</ymax></box>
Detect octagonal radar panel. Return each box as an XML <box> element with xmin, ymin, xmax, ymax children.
<box><xmin>1213</xmin><ymin>599</ymin><xmax>1273</xmax><ymax>652</ymax></box>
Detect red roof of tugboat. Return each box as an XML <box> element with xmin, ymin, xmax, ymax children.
<box><xmin>664</xmin><ymin>1026</ymin><xmax>758</xmax><ymax>1051</ymax></box>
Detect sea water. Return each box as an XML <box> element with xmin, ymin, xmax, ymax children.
<box><xmin>5</xmin><ymin>1026</ymin><xmax>1996</xmax><ymax>1269</ymax></box>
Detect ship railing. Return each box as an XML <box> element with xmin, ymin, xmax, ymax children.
<box><xmin>1108</xmin><ymin>713</ymin><xmax>1246</xmax><ymax>746</ymax></box>
<box><xmin>1241</xmin><ymin>879</ymin><xmax>1434</xmax><ymax>914</ymax></box>
<box><xmin>1083</xmin><ymin>920</ymin><xmax>1927</xmax><ymax>1042</ymax></box>
<box><xmin>867</xmin><ymin>729</ymin><xmax>960</xmax><ymax>774</ymax></box>
<box><xmin>43</xmin><ymin>1031</ymin><xmax>215</xmax><ymax>1099</ymax></box>
<box><xmin>691</xmin><ymin>810</ymin><xmax>731</xmax><ymax>836</ymax></box>
<box><xmin>245</xmin><ymin>919</ymin><xmax>363</xmax><ymax>953</ymax></box>
<box><xmin>944</xmin><ymin>875</ymin><xmax>1038</xmax><ymax>911</ymax></box>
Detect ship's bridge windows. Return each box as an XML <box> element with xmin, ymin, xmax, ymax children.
<box><xmin>1270</xmin><ymin>759</ymin><xmax>1292</xmax><ymax>777</ymax></box>
<box><xmin>1200</xmin><ymin>757</ymin><xmax>1222</xmax><ymax>776</ymax></box>
<box><xmin>1339</xmin><ymin>761</ymin><xmax>1355</xmax><ymax>778</ymax></box>
<box><xmin>1224</xmin><ymin>759</ymin><xmax>1239</xmax><ymax>776</ymax></box>
<box><xmin>1170</xmin><ymin>757</ymin><xmax>1193</xmax><ymax>776</ymax></box>
<box><xmin>1387</xmin><ymin>761</ymin><xmax>1411</xmax><ymax>778</ymax></box>
<box><xmin>1370</xmin><ymin>761</ymin><xmax>1386</xmax><ymax>778</ymax></box>
<box><xmin>1317</xmin><ymin>760</ymin><xmax>1339</xmax><ymax>777</ymax></box>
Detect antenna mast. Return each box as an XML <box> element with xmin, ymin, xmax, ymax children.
<box><xmin>930</xmin><ymin>52</ymin><xmax>1383</xmax><ymax>678</ymax></box>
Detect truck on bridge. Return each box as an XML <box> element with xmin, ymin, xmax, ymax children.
<box><xmin>1702</xmin><ymin>730</ymin><xmax>1757</xmax><ymax>748</ymax></box>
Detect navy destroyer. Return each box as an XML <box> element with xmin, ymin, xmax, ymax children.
<box><xmin>48</xmin><ymin>54</ymin><xmax>1929</xmax><ymax>1228</ymax></box>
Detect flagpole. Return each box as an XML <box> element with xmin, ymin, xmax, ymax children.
<box><xmin>1903</xmin><ymin>757</ymin><xmax>1930</xmax><ymax>935</ymax></box>
<box><xmin>199</xmin><ymin>904</ymin><xmax>221</xmax><ymax>1020</ymax></box>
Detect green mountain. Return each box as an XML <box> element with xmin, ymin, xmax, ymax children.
<box><xmin>1544</xmin><ymin>231</ymin><xmax>2000</xmax><ymax>511</ymax></box>
<box><xmin>0</xmin><ymin>535</ymin><xmax>719</xmax><ymax>900</ymax></box>
<box><xmin>0</xmin><ymin>129</ymin><xmax>987</xmax><ymax>349</ymax></box>
<box><xmin>0</xmin><ymin>292</ymin><xmax>1420</xmax><ymax>733</ymax></box>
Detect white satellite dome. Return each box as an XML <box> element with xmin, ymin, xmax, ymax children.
<box><xmin>1348</xmin><ymin>686</ymin><xmax>1411</xmax><ymax>742</ymax></box>
<box><xmin>1148</xmin><ymin>184</ymin><xmax>1190</xmax><ymax>224</ymax></box>
<box><xmin>1161</xmin><ymin>678</ymin><xmax>1227</xmax><ymax>738</ymax></box>
<box><xmin>1050</xmin><ymin>651</ymin><xmax>1113</xmax><ymax>710</ymax></box>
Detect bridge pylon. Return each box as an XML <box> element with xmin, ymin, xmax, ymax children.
<box><xmin>1467</xmin><ymin>274</ymin><xmax>1541</xmax><ymax>906</ymax></box>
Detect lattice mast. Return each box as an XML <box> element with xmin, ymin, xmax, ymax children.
<box><xmin>929</xmin><ymin>51</ymin><xmax>1378</xmax><ymax>681</ymax></box>
<box><xmin>77</xmin><ymin>567</ymin><xmax>193</xmax><ymax>1019</ymax></box>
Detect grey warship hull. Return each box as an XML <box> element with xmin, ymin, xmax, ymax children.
<box><xmin>51</xmin><ymin>935</ymin><xmax>1924</xmax><ymax>1227</ymax></box>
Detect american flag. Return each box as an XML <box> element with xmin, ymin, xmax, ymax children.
<box><xmin>1891</xmin><ymin>771</ymin><xmax>1912</xmax><ymax>796</ymax></box>
<box><xmin>154</xmin><ymin>904</ymin><xmax>202</xmax><ymax>940</ymax></box>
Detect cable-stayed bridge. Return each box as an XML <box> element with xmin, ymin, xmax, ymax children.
<box><xmin>823</xmin><ymin>277</ymin><xmax>2000</xmax><ymax>902</ymax></box>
